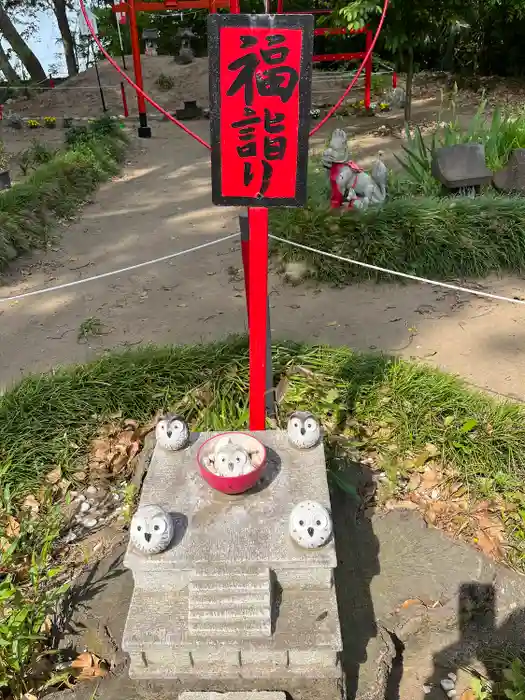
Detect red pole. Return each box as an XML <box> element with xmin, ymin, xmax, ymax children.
<box><xmin>392</xmin><ymin>71</ymin><xmax>397</xmax><ymax>88</ymax></box>
<box><xmin>276</xmin><ymin>0</ymin><xmax>283</xmax><ymax>12</ymax></box>
<box><xmin>364</xmin><ymin>30</ymin><xmax>372</xmax><ymax>110</ymax></box>
<box><xmin>128</xmin><ymin>0</ymin><xmax>151</xmax><ymax>137</ymax></box>
<box><xmin>248</xmin><ymin>207</ymin><xmax>268</xmax><ymax>431</ymax></box>
<box><xmin>120</xmin><ymin>81</ymin><xmax>129</xmax><ymax>117</ymax></box>
<box><xmin>230</xmin><ymin>0</ymin><xmax>240</xmax><ymax>12</ymax></box>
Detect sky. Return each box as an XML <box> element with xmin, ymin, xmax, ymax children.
<box><xmin>10</xmin><ymin>7</ymin><xmax>82</xmax><ymax>78</ymax></box>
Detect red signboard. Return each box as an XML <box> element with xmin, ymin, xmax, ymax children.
<box><xmin>208</xmin><ymin>14</ymin><xmax>313</xmax><ymax>207</ymax></box>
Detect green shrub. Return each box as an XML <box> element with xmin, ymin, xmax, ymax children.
<box><xmin>155</xmin><ymin>72</ymin><xmax>175</xmax><ymax>90</ymax></box>
<box><xmin>396</xmin><ymin>101</ymin><xmax>525</xmax><ymax>195</ymax></box>
<box><xmin>0</xmin><ymin>124</ymin><xmax>128</xmax><ymax>270</ymax></box>
<box><xmin>18</xmin><ymin>140</ymin><xmax>58</xmax><ymax>176</ymax></box>
<box><xmin>270</xmin><ymin>195</ymin><xmax>525</xmax><ymax>285</ymax></box>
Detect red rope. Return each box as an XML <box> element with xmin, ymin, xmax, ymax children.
<box><xmin>309</xmin><ymin>0</ymin><xmax>389</xmax><ymax>136</ymax></box>
<box><xmin>78</xmin><ymin>0</ymin><xmax>211</xmax><ymax>150</ymax></box>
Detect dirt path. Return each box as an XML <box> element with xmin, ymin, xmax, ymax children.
<box><xmin>1</xmin><ymin>113</ymin><xmax>524</xmax><ymax>401</ymax></box>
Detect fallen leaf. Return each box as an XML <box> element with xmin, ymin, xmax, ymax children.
<box><xmin>425</xmin><ymin>443</ymin><xmax>439</xmax><ymax>457</ymax></box>
<box><xmin>91</xmin><ymin>438</ymin><xmax>112</xmax><ymax>463</ymax></box>
<box><xmin>46</xmin><ymin>466</ymin><xmax>62</xmax><ymax>484</ymax></box>
<box><xmin>40</xmin><ymin>615</ymin><xmax>53</xmax><ymax>634</ymax></box>
<box><xmin>115</xmin><ymin>430</ymin><xmax>134</xmax><ymax>449</ymax></box>
<box><xmin>0</xmin><ymin>537</ymin><xmax>10</xmax><ymax>552</ymax></box>
<box><xmin>384</xmin><ymin>499</ymin><xmax>419</xmax><ymax>511</ymax></box>
<box><xmin>419</xmin><ymin>466</ymin><xmax>441</xmax><ymax>492</ymax></box>
<box><xmin>73</xmin><ymin>470</ymin><xmax>87</xmax><ymax>482</ymax></box>
<box><xmin>71</xmin><ymin>651</ymin><xmax>109</xmax><ymax>680</ymax></box>
<box><xmin>424</xmin><ymin>500</ymin><xmax>450</xmax><ymax>525</ymax></box>
<box><xmin>460</xmin><ymin>691</ymin><xmax>476</xmax><ymax>700</ymax></box>
<box><xmin>6</xmin><ymin>516</ymin><xmax>20</xmax><ymax>538</ymax></box>
<box><xmin>473</xmin><ymin>512</ymin><xmax>505</xmax><ymax>558</ymax></box>
<box><xmin>71</xmin><ymin>652</ymin><xmax>95</xmax><ymax>669</ymax></box>
<box><xmin>123</xmin><ymin>419</ymin><xmax>138</xmax><ymax>430</ymax></box>
<box><xmin>128</xmin><ymin>440</ymin><xmax>141</xmax><ymax>461</ymax></box>
<box><xmin>22</xmin><ymin>694</ymin><xmax>38</xmax><ymax>700</ymax></box>
<box><xmin>401</xmin><ymin>598</ymin><xmax>421</xmax><ymax>608</ymax></box>
<box><xmin>406</xmin><ymin>472</ymin><xmax>422</xmax><ymax>491</ymax></box>
<box><xmin>411</xmin><ymin>450</ymin><xmax>433</xmax><ymax>469</ymax></box>
<box><xmin>22</xmin><ymin>494</ymin><xmax>39</xmax><ymax>515</ymax></box>
<box><xmin>110</xmin><ymin>452</ymin><xmax>129</xmax><ymax>474</ymax></box>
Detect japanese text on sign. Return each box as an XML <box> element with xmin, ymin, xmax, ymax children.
<box><xmin>209</xmin><ymin>15</ymin><xmax>313</xmax><ymax>207</ymax></box>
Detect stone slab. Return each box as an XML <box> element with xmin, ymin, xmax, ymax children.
<box><xmin>179</xmin><ymin>695</ymin><xmax>286</xmax><ymax>700</ymax></box>
<box><xmin>124</xmin><ymin>431</ymin><xmax>336</xmax><ymax>573</ymax></box>
<box><xmin>123</xmin><ymin>584</ymin><xmax>342</xmax><ymax>651</ymax></box>
<box><xmin>493</xmin><ymin>148</ymin><xmax>525</xmax><ymax>192</ymax></box>
<box><xmin>431</xmin><ymin>143</ymin><xmax>493</xmax><ymax>188</ymax></box>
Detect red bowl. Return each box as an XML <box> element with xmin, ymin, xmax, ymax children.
<box><xmin>197</xmin><ymin>432</ymin><xmax>267</xmax><ymax>495</ymax></box>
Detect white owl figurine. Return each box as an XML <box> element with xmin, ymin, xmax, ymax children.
<box><xmin>289</xmin><ymin>500</ymin><xmax>333</xmax><ymax>549</ymax></box>
<box><xmin>156</xmin><ymin>414</ymin><xmax>189</xmax><ymax>450</ymax></box>
<box><xmin>209</xmin><ymin>436</ymin><xmax>254</xmax><ymax>477</ymax></box>
<box><xmin>130</xmin><ymin>504</ymin><xmax>174</xmax><ymax>555</ymax></box>
<box><xmin>286</xmin><ymin>411</ymin><xmax>321</xmax><ymax>449</ymax></box>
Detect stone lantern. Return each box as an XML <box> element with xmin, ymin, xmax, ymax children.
<box><xmin>142</xmin><ymin>28</ymin><xmax>160</xmax><ymax>56</ymax></box>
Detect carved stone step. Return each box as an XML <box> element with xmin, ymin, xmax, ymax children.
<box><xmin>189</xmin><ymin>566</ymin><xmax>271</xmax><ymax>638</ymax></box>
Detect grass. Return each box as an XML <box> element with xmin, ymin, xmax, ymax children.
<box><xmin>1</xmin><ymin>338</ymin><xmax>525</xmax><ymax>513</ymax></box>
<box><xmin>77</xmin><ymin>317</ymin><xmax>105</xmax><ymax>342</ymax></box>
<box><xmin>2</xmin><ymin>338</ymin><xmax>525</xmax><ymax>692</ymax></box>
<box><xmin>271</xmin><ymin>191</ymin><xmax>525</xmax><ymax>285</ymax></box>
<box><xmin>0</xmin><ymin>116</ymin><xmax>128</xmax><ymax>271</ymax></box>
<box><xmin>271</xmin><ymin>100</ymin><xmax>525</xmax><ymax>286</ymax></box>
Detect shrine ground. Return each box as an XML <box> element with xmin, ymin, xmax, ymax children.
<box><xmin>0</xmin><ymin>104</ymin><xmax>524</xmax><ymax>400</ymax></box>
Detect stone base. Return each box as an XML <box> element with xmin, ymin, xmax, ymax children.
<box><xmin>123</xmin><ymin>430</ymin><xmax>341</xmax><ymax>684</ymax></box>
<box><xmin>124</xmin><ymin>583</ymin><xmax>341</xmax><ymax>680</ymax></box>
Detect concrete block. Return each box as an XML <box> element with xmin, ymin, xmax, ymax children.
<box><xmin>240</xmin><ymin>650</ymin><xmax>288</xmax><ymax>668</ymax></box>
<box><xmin>189</xmin><ymin>566</ymin><xmax>271</xmax><ymax>638</ymax></box>
<box><xmin>276</xmin><ymin>567</ymin><xmax>333</xmax><ymax>589</ymax></box>
<box><xmin>431</xmin><ymin>144</ymin><xmax>493</xmax><ymax>189</ymax></box>
<box><xmin>288</xmin><ymin>649</ymin><xmax>338</xmax><ymax>668</ymax></box>
<box><xmin>191</xmin><ymin>649</ymin><xmax>241</xmax><ymax>669</ymax></box>
<box><xmin>493</xmin><ymin>149</ymin><xmax>525</xmax><ymax>192</ymax></box>
<box><xmin>124</xmin><ymin>430</ymin><xmax>336</xmax><ymax>575</ymax></box>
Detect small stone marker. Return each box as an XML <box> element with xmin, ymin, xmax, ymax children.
<box><xmin>493</xmin><ymin>148</ymin><xmax>525</xmax><ymax>192</ymax></box>
<box><xmin>175</xmin><ymin>100</ymin><xmax>203</xmax><ymax>120</ymax></box>
<box><xmin>431</xmin><ymin>144</ymin><xmax>493</xmax><ymax>190</ymax></box>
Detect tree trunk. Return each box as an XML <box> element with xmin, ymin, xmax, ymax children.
<box><xmin>404</xmin><ymin>45</ymin><xmax>414</xmax><ymax>123</ymax></box>
<box><xmin>52</xmin><ymin>0</ymin><xmax>78</xmax><ymax>76</ymax></box>
<box><xmin>0</xmin><ymin>3</ymin><xmax>47</xmax><ymax>83</ymax></box>
<box><xmin>0</xmin><ymin>42</ymin><xmax>19</xmax><ymax>83</ymax></box>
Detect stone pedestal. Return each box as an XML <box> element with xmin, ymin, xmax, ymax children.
<box><xmin>122</xmin><ymin>430</ymin><xmax>342</xmax><ymax>683</ymax></box>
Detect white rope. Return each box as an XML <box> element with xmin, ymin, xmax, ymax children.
<box><xmin>0</xmin><ymin>233</ymin><xmax>237</xmax><ymax>304</ymax></box>
<box><xmin>1</xmin><ymin>85</ymin><xmax>125</xmax><ymax>91</ymax></box>
<box><xmin>269</xmin><ymin>235</ymin><xmax>525</xmax><ymax>306</ymax></box>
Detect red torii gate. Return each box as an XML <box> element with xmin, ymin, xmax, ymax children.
<box><xmin>276</xmin><ymin>4</ymin><xmax>372</xmax><ymax>109</ymax></box>
<box><xmin>112</xmin><ymin>0</ymin><xmax>229</xmax><ymax>136</ymax></box>
<box><xmin>112</xmin><ymin>0</ymin><xmax>373</xmax><ymax>136</ymax></box>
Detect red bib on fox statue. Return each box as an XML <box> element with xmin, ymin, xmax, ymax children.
<box><xmin>328</xmin><ymin>160</ymin><xmax>364</xmax><ymax>209</ymax></box>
